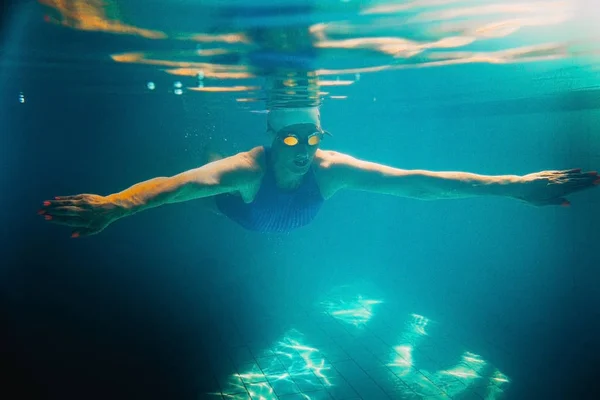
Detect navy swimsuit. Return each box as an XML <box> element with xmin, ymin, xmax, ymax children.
<box><xmin>215</xmin><ymin>147</ymin><xmax>324</xmax><ymax>233</ymax></box>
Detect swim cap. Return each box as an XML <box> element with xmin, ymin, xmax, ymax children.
<box><xmin>267</xmin><ymin>107</ymin><xmax>321</xmax><ymax>132</ymax></box>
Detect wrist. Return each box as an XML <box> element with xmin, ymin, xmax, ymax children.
<box><xmin>106</xmin><ymin>194</ymin><xmax>135</xmax><ymax>219</ymax></box>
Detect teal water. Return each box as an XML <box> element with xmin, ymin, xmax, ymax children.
<box><xmin>2</xmin><ymin>1</ymin><xmax>600</xmax><ymax>399</ymax></box>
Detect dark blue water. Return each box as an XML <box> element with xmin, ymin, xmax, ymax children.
<box><xmin>2</xmin><ymin>2</ymin><xmax>600</xmax><ymax>400</ymax></box>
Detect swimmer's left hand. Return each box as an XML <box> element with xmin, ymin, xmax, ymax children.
<box><xmin>513</xmin><ymin>169</ymin><xmax>600</xmax><ymax>207</ymax></box>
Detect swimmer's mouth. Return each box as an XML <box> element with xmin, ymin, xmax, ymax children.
<box><xmin>294</xmin><ymin>158</ymin><xmax>309</xmax><ymax>167</ymax></box>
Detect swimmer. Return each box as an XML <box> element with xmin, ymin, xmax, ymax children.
<box><xmin>39</xmin><ymin>106</ymin><xmax>600</xmax><ymax>237</ymax></box>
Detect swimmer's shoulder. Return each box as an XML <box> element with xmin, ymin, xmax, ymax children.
<box><xmin>241</xmin><ymin>146</ymin><xmax>268</xmax><ymax>172</ymax></box>
<box><xmin>313</xmin><ymin>149</ymin><xmax>353</xmax><ymax>170</ymax></box>
<box><xmin>312</xmin><ymin>149</ymin><xmax>354</xmax><ymax>198</ymax></box>
<box><xmin>229</xmin><ymin>146</ymin><xmax>267</xmax><ymax>191</ymax></box>
<box><xmin>200</xmin><ymin>147</ymin><xmax>266</xmax><ymax>194</ymax></box>
<box><xmin>213</xmin><ymin>146</ymin><xmax>266</xmax><ymax>172</ymax></box>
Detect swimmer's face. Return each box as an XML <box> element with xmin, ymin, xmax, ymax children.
<box><xmin>271</xmin><ymin>123</ymin><xmax>323</xmax><ymax>175</ymax></box>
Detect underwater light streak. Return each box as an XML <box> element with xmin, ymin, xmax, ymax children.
<box><xmin>363</xmin><ymin>0</ymin><xmax>462</xmax><ymax>15</ymax></box>
<box><xmin>383</xmin><ymin>313</ymin><xmax>511</xmax><ymax>399</ymax></box>
<box><xmin>41</xmin><ymin>0</ymin><xmax>583</xmax><ymax>106</ymax></box>
<box><xmin>435</xmin><ymin>13</ymin><xmax>572</xmax><ymax>38</ymax></box>
<box><xmin>314</xmin><ymin>40</ymin><xmax>567</xmax><ymax>77</ymax></box>
<box><xmin>492</xmin><ymin>370</ymin><xmax>510</xmax><ymax>384</ymax></box>
<box><xmin>247</xmin><ymin>381</ymin><xmax>275</xmax><ymax>399</ymax></box>
<box><xmin>111</xmin><ymin>52</ymin><xmax>251</xmax><ymax>73</ymax></box>
<box><xmin>317</xmin><ymin>80</ymin><xmax>355</xmax><ymax>86</ymax></box>
<box><xmin>211</xmin><ymin>284</ymin><xmax>511</xmax><ymax>399</ymax></box>
<box><xmin>320</xmin><ymin>292</ymin><xmax>383</xmax><ymax>327</ymax></box>
<box><xmin>410</xmin><ymin>1</ymin><xmax>571</xmax><ymax>23</ymax></box>
<box><xmin>164</xmin><ymin>68</ymin><xmax>254</xmax><ymax>79</ymax></box>
<box><xmin>285</xmin><ymin>338</ymin><xmax>332</xmax><ymax>386</ymax></box>
<box><xmin>216</xmin><ymin>329</ymin><xmax>332</xmax><ymax>399</ymax></box>
<box><xmin>236</xmin><ymin>98</ymin><xmax>262</xmax><ymax>102</ymax></box>
<box><xmin>183</xmin><ymin>33</ymin><xmax>251</xmax><ymax>44</ymax></box>
<box><xmin>410</xmin><ymin>313</ymin><xmax>429</xmax><ymax>335</ymax></box>
<box><xmin>386</xmin><ymin>314</ymin><xmax>430</xmax><ymax>378</ymax></box>
<box><xmin>39</xmin><ymin>0</ymin><xmax>167</xmax><ymax>39</ymax></box>
<box><xmin>436</xmin><ymin>351</ymin><xmax>487</xmax><ymax>389</ymax></box>
<box><xmin>189</xmin><ymin>86</ymin><xmax>260</xmax><ymax>93</ymax></box>
<box><xmin>389</xmin><ymin>344</ymin><xmax>414</xmax><ymax>375</ymax></box>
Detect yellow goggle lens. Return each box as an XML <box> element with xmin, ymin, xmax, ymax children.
<box><xmin>283</xmin><ymin>136</ymin><xmax>299</xmax><ymax>146</ymax></box>
<box><xmin>308</xmin><ymin>135</ymin><xmax>321</xmax><ymax>146</ymax></box>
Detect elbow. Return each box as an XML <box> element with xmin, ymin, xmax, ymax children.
<box><xmin>170</xmin><ymin>177</ymin><xmax>220</xmax><ymax>202</ymax></box>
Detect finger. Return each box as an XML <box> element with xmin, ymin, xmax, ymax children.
<box><xmin>556</xmin><ymin>172</ymin><xmax>598</xmax><ymax>185</ymax></box>
<box><xmin>44</xmin><ymin>215</ymin><xmax>89</xmax><ymax>227</ymax></box>
<box><xmin>530</xmin><ymin>197</ymin><xmax>570</xmax><ymax>207</ymax></box>
<box><xmin>549</xmin><ymin>197</ymin><xmax>570</xmax><ymax>207</ymax></box>
<box><xmin>42</xmin><ymin>199</ymin><xmax>82</xmax><ymax>208</ymax></box>
<box><xmin>72</xmin><ymin>227</ymin><xmax>102</xmax><ymax>238</ymax></box>
<box><xmin>552</xmin><ymin>198</ymin><xmax>571</xmax><ymax>207</ymax></box>
<box><xmin>558</xmin><ymin>170</ymin><xmax>596</xmax><ymax>180</ymax></box>
<box><xmin>573</xmin><ymin>171</ymin><xmax>598</xmax><ymax>180</ymax></box>
<box><xmin>54</xmin><ymin>194</ymin><xmax>85</xmax><ymax>201</ymax></box>
<box><xmin>569</xmin><ymin>176</ymin><xmax>600</xmax><ymax>190</ymax></box>
<box><xmin>44</xmin><ymin>206</ymin><xmax>85</xmax><ymax>217</ymax></box>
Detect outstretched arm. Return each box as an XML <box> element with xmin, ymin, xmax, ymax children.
<box><xmin>109</xmin><ymin>155</ymin><xmax>257</xmax><ymax>213</ymax></box>
<box><xmin>39</xmin><ymin>151</ymin><xmax>261</xmax><ymax>237</ymax></box>
<box><xmin>324</xmin><ymin>152</ymin><xmax>599</xmax><ymax>206</ymax></box>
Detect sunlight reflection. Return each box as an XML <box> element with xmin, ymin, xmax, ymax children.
<box><xmin>208</xmin><ymin>281</ymin><xmax>511</xmax><ymax>399</ymax></box>
<box><xmin>385</xmin><ymin>313</ymin><xmax>511</xmax><ymax>399</ymax></box>
<box><xmin>39</xmin><ymin>0</ymin><xmax>167</xmax><ymax>38</ymax></box>
<box><xmin>189</xmin><ymin>86</ymin><xmax>260</xmax><ymax>93</ymax></box>
<box><xmin>363</xmin><ymin>0</ymin><xmax>463</xmax><ymax>16</ymax></box>
<box><xmin>211</xmin><ymin>329</ymin><xmax>332</xmax><ymax>400</ymax></box>
<box><xmin>319</xmin><ymin>285</ymin><xmax>383</xmax><ymax>328</ymax></box>
<box><xmin>38</xmin><ymin>0</ymin><xmax>590</xmax><ymax>104</ymax></box>
<box><xmin>164</xmin><ymin>68</ymin><xmax>254</xmax><ymax>79</ymax></box>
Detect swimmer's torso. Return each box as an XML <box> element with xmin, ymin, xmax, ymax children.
<box><xmin>215</xmin><ymin>147</ymin><xmax>332</xmax><ymax>233</ymax></box>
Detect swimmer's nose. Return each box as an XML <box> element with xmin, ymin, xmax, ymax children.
<box><xmin>296</xmin><ymin>146</ymin><xmax>309</xmax><ymax>156</ymax></box>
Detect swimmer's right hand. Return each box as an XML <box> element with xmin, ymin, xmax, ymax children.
<box><xmin>38</xmin><ymin>194</ymin><xmax>127</xmax><ymax>238</ymax></box>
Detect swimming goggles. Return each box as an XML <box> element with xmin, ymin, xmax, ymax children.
<box><xmin>269</xmin><ymin>123</ymin><xmax>330</xmax><ymax>147</ymax></box>
<box><xmin>280</xmin><ymin>132</ymin><xmax>322</xmax><ymax>147</ymax></box>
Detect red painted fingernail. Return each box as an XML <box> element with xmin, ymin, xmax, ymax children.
<box><xmin>561</xmin><ymin>200</ymin><xmax>571</xmax><ymax>207</ymax></box>
<box><xmin>71</xmin><ymin>232</ymin><xmax>80</xmax><ymax>238</ymax></box>
<box><xmin>44</xmin><ymin>215</ymin><xmax>52</xmax><ymax>220</ymax></box>
<box><xmin>594</xmin><ymin>178</ymin><xmax>600</xmax><ymax>185</ymax></box>
<box><xmin>54</xmin><ymin>196</ymin><xmax>61</xmax><ymax>200</ymax></box>
<box><xmin>37</xmin><ymin>210</ymin><xmax>46</xmax><ymax>215</ymax></box>
<box><xmin>43</xmin><ymin>201</ymin><xmax>50</xmax><ymax>206</ymax></box>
